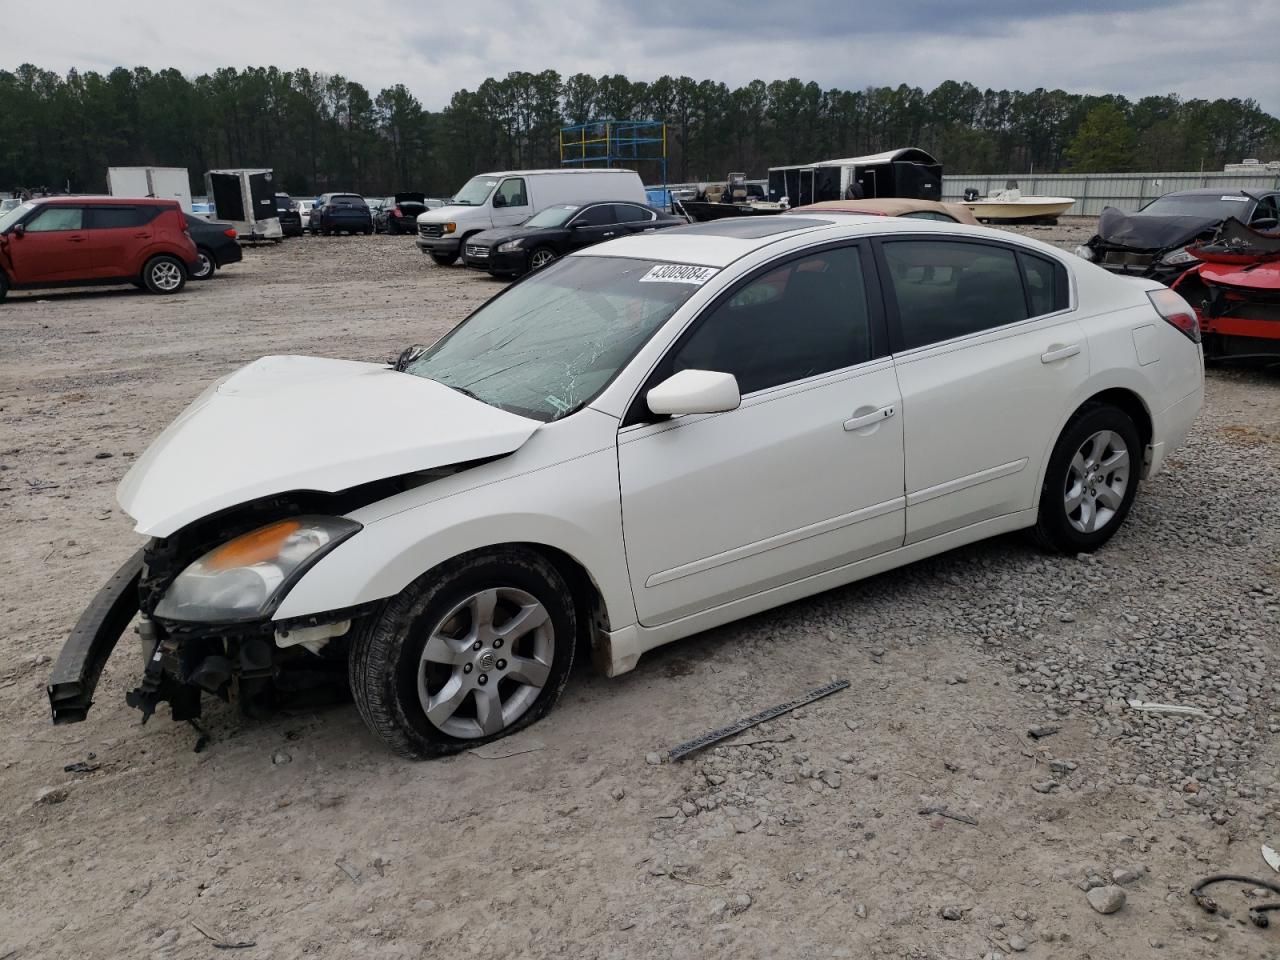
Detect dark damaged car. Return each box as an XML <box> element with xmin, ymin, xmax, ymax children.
<box><xmin>1076</xmin><ymin>189</ymin><xmax>1280</xmax><ymax>283</ymax></box>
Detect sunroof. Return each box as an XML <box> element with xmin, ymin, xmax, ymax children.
<box><xmin>671</xmin><ymin>217</ymin><xmax>829</xmax><ymax>239</ymax></box>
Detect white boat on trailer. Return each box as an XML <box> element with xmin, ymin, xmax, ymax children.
<box><xmin>960</xmin><ymin>184</ymin><xmax>1075</xmax><ymax>223</ymax></box>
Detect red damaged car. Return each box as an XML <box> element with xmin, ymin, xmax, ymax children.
<box><xmin>0</xmin><ymin>196</ymin><xmax>199</xmax><ymax>301</ymax></box>
<box><xmin>1171</xmin><ymin>218</ymin><xmax>1280</xmax><ymax>361</ymax></box>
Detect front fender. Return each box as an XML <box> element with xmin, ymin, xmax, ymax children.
<box><xmin>272</xmin><ymin>444</ymin><xmax>637</xmax><ymax>632</ymax></box>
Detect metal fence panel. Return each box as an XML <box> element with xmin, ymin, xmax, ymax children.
<box><xmin>941</xmin><ymin>171</ymin><xmax>1280</xmax><ymax>216</ymax></box>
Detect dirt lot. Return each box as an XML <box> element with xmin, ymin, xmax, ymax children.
<box><xmin>2</xmin><ymin>221</ymin><xmax>1279</xmax><ymax>960</ymax></box>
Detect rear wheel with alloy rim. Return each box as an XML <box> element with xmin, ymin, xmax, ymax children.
<box><xmin>1033</xmin><ymin>403</ymin><xmax>1140</xmax><ymax>553</ymax></box>
<box><xmin>349</xmin><ymin>547</ymin><xmax>576</xmax><ymax>758</ymax></box>
<box><xmin>142</xmin><ymin>255</ymin><xmax>186</xmax><ymax>295</ymax></box>
<box><xmin>191</xmin><ymin>249</ymin><xmax>215</xmax><ymax>280</ymax></box>
<box><xmin>529</xmin><ymin>247</ymin><xmax>557</xmax><ymax>271</ymax></box>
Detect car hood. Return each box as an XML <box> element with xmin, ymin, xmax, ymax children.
<box><xmin>469</xmin><ymin>225</ymin><xmax>563</xmax><ymax>246</ymax></box>
<box><xmin>118</xmin><ymin>355</ymin><xmax>541</xmax><ymax>537</ymax></box>
<box><xmin>1094</xmin><ymin>206</ymin><xmax>1225</xmax><ymax>251</ymax></box>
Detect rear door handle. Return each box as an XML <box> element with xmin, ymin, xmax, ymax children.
<box><xmin>67</xmin><ymin>235</ymin><xmax>85</xmax><ymax>242</ymax></box>
<box><xmin>1041</xmin><ymin>344</ymin><xmax>1081</xmax><ymax>363</ymax></box>
<box><xmin>844</xmin><ymin>405</ymin><xmax>896</xmax><ymax>431</ymax></box>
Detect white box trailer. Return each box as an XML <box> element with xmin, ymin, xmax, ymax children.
<box><xmin>204</xmin><ymin>168</ymin><xmax>282</xmax><ymax>242</ymax></box>
<box><xmin>107</xmin><ymin>166</ymin><xmax>193</xmax><ymax>213</ymax></box>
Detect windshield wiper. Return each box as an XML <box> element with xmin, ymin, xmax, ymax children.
<box><xmin>446</xmin><ymin>383</ymin><xmax>485</xmax><ymax>403</ymax></box>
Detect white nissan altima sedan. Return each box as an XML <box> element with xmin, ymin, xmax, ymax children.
<box><xmin>48</xmin><ymin>214</ymin><xmax>1204</xmax><ymax>757</ymax></box>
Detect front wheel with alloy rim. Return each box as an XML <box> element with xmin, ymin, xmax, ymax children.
<box><xmin>190</xmin><ymin>249</ymin><xmax>216</xmax><ymax>280</ymax></box>
<box><xmin>528</xmin><ymin>247</ymin><xmax>557</xmax><ymax>271</ymax></box>
<box><xmin>349</xmin><ymin>547</ymin><xmax>576</xmax><ymax>758</ymax></box>
<box><xmin>1033</xmin><ymin>402</ymin><xmax>1141</xmax><ymax>553</ymax></box>
<box><xmin>142</xmin><ymin>255</ymin><xmax>187</xmax><ymax>295</ymax></box>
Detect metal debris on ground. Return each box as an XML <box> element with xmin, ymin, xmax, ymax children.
<box><xmin>188</xmin><ymin>718</ymin><xmax>211</xmax><ymax>753</ymax></box>
<box><xmin>1263</xmin><ymin>844</ymin><xmax>1280</xmax><ymax>874</ymax></box>
<box><xmin>467</xmin><ymin>738</ymin><xmax>545</xmax><ymax>760</ymax></box>
<box><xmin>62</xmin><ymin>760</ymin><xmax>99</xmax><ymax>774</ymax></box>
<box><xmin>918</xmin><ymin>805</ymin><xmax>979</xmax><ymax>826</ymax></box>
<box><xmin>189</xmin><ymin>920</ymin><xmax>255</xmax><ymax>950</ymax></box>
<box><xmin>335</xmin><ymin>858</ymin><xmax>362</xmax><ymax>884</ymax></box>
<box><xmin>1027</xmin><ymin>725</ymin><xmax>1061</xmax><ymax>739</ymax></box>
<box><xmin>1191</xmin><ymin>873</ymin><xmax>1280</xmax><ymax>928</ymax></box>
<box><xmin>665</xmin><ymin>679</ymin><xmax>850</xmax><ymax>761</ymax></box>
<box><xmin>1126</xmin><ymin>699</ymin><xmax>1210</xmax><ymax>718</ymax></box>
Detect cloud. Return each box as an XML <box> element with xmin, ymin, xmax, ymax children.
<box><xmin>5</xmin><ymin>0</ymin><xmax>1278</xmax><ymax>114</ymax></box>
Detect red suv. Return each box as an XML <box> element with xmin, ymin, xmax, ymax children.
<box><xmin>0</xmin><ymin>196</ymin><xmax>200</xmax><ymax>301</ymax></box>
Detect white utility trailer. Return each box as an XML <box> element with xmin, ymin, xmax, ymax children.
<box><xmin>204</xmin><ymin>168</ymin><xmax>282</xmax><ymax>242</ymax></box>
<box><xmin>107</xmin><ymin>166</ymin><xmax>193</xmax><ymax>213</ymax></box>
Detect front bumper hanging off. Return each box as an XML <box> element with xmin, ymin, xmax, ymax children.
<box><xmin>46</xmin><ymin>549</ymin><xmax>144</xmax><ymax>724</ymax></box>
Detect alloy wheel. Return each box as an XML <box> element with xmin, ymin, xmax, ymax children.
<box><xmin>151</xmin><ymin>260</ymin><xmax>183</xmax><ymax>291</ymax></box>
<box><xmin>1064</xmin><ymin>429</ymin><xmax>1130</xmax><ymax>534</ymax></box>
<box><xmin>193</xmin><ymin>253</ymin><xmax>213</xmax><ymax>279</ymax></box>
<box><xmin>530</xmin><ymin>249</ymin><xmax>556</xmax><ymax>270</ymax></box>
<box><xmin>416</xmin><ymin>587</ymin><xmax>554</xmax><ymax>739</ymax></box>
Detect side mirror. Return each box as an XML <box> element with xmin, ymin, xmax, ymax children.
<box><xmin>12</xmin><ymin>223</ymin><xmax>24</xmax><ymax>237</ymax></box>
<box><xmin>492</xmin><ymin>194</ymin><xmax>507</xmax><ymax>208</ymax></box>
<box><xmin>646</xmin><ymin>369</ymin><xmax>741</xmax><ymax>417</ymax></box>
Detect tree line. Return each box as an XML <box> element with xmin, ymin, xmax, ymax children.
<box><xmin>2</xmin><ymin>64</ymin><xmax>1277</xmax><ymax>199</ymax></box>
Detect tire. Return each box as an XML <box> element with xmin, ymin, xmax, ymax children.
<box><xmin>1032</xmin><ymin>403</ymin><xmax>1141</xmax><ymax>553</ymax></box>
<box><xmin>387</xmin><ymin>221</ymin><xmax>399</xmax><ymax>236</ymax></box>
<box><xmin>141</xmin><ymin>255</ymin><xmax>187</xmax><ymax>295</ymax></box>
<box><xmin>349</xmin><ymin>547</ymin><xmax>576</xmax><ymax>759</ymax></box>
<box><xmin>430</xmin><ymin>251</ymin><xmax>458</xmax><ymax>266</ymax></box>
<box><xmin>364</xmin><ymin>227</ymin><xmax>373</xmax><ymax>236</ymax></box>
<box><xmin>190</xmin><ymin>249</ymin><xmax>216</xmax><ymax>280</ymax></box>
<box><xmin>0</xmin><ymin>270</ymin><xmax>8</xmax><ymax>302</ymax></box>
<box><xmin>528</xmin><ymin>247</ymin><xmax>557</xmax><ymax>271</ymax></box>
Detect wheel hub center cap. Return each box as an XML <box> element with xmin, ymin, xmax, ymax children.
<box><xmin>477</xmin><ymin>650</ymin><xmax>496</xmax><ymax>672</ymax></box>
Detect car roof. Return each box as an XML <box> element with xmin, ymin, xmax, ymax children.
<box><xmin>29</xmin><ymin>195</ymin><xmax>176</xmax><ymax>205</ymax></box>
<box><xmin>1158</xmin><ymin>188</ymin><xmax>1265</xmax><ymax>198</ymax></box>
<box><xmin>579</xmin><ymin>214</ymin><xmax>1064</xmax><ymax>268</ymax></box>
<box><xmin>788</xmin><ymin>198</ymin><xmax>982</xmax><ymax>226</ymax></box>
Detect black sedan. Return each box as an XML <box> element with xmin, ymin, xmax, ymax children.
<box><xmin>275</xmin><ymin>193</ymin><xmax>304</xmax><ymax>237</ymax></box>
<box><xmin>462</xmin><ymin>201</ymin><xmax>685</xmax><ymax>276</ymax></box>
<box><xmin>378</xmin><ymin>192</ymin><xmax>430</xmax><ymax>235</ymax></box>
<box><xmin>183</xmin><ymin>215</ymin><xmax>244</xmax><ymax>280</ymax></box>
<box><xmin>310</xmin><ymin>193</ymin><xmax>373</xmax><ymax>236</ymax></box>
<box><xmin>1077</xmin><ymin>188</ymin><xmax>1280</xmax><ymax>282</ymax></box>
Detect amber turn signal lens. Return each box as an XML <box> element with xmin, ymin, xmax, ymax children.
<box><xmin>205</xmin><ymin>520</ymin><xmax>301</xmax><ymax>571</ymax></box>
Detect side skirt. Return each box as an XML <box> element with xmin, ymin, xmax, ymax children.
<box><xmin>597</xmin><ymin>509</ymin><xmax>1037</xmax><ymax>677</ymax></box>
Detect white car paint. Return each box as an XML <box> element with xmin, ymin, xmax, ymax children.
<box><xmin>118</xmin><ymin>355</ymin><xmax>541</xmax><ymax>537</ymax></box>
<box><xmin>121</xmin><ymin>215</ymin><xmax>1204</xmax><ymax>680</ymax></box>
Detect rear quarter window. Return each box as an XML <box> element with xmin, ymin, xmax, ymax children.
<box><xmin>1018</xmin><ymin>251</ymin><xmax>1070</xmax><ymax>316</ymax></box>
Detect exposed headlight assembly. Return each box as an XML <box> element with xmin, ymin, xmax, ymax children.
<box><xmin>1073</xmin><ymin>244</ymin><xmax>1096</xmax><ymax>261</ymax></box>
<box><xmin>1160</xmin><ymin>247</ymin><xmax>1197</xmax><ymax>266</ymax></box>
<box><xmin>497</xmin><ymin>239</ymin><xmax>524</xmax><ymax>253</ymax></box>
<box><xmin>154</xmin><ymin>516</ymin><xmax>361</xmax><ymax>623</ymax></box>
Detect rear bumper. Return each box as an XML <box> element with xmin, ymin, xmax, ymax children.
<box><xmin>1147</xmin><ymin>382</ymin><xmax>1203</xmax><ymax>478</ymax></box>
<box><xmin>47</xmin><ymin>549</ymin><xmax>144</xmax><ymax>724</ymax></box>
<box><xmin>216</xmin><ymin>241</ymin><xmax>243</xmax><ymax>266</ymax></box>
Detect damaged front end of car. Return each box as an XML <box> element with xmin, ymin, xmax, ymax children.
<box><xmin>49</xmin><ymin>504</ymin><xmax>371</xmax><ymax>726</ymax></box>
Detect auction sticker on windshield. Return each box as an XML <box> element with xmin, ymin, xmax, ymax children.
<box><xmin>639</xmin><ymin>264</ymin><xmax>719</xmax><ymax>285</ymax></box>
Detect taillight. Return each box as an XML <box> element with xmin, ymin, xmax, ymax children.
<box><xmin>1147</xmin><ymin>288</ymin><xmax>1200</xmax><ymax>343</ymax></box>
<box><xmin>392</xmin><ymin>207</ymin><xmax>401</xmax><ymax>216</ymax></box>
<box><xmin>224</xmin><ymin>228</ymin><xmax>237</xmax><ymax>238</ymax></box>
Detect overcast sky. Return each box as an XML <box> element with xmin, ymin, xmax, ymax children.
<box><xmin>7</xmin><ymin>0</ymin><xmax>1279</xmax><ymax>114</ymax></box>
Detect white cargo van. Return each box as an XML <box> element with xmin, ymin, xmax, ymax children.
<box><xmin>415</xmin><ymin>168</ymin><xmax>646</xmax><ymax>265</ymax></box>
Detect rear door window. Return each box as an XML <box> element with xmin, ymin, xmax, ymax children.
<box><xmin>26</xmin><ymin>206</ymin><xmax>85</xmax><ymax>232</ymax></box>
<box><xmin>572</xmin><ymin>205</ymin><xmax>616</xmax><ymax>227</ymax></box>
<box><xmin>1018</xmin><ymin>251</ymin><xmax>1069</xmax><ymax>316</ymax></box>
<box><xmin>613</xmin><ymin>205</ymin><xmax>654</xmax><ymax>223</ymax></box>
<box><xmin>881</xmin><ymin>240</ymin><xmax>1029</xmax><ymax>350</ymax></box>
<box><xmin>89</xmin><ymin>206</ymin><xmax>160</xmax><ymax>229</ymax></box>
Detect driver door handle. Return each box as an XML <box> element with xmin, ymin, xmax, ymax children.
<box><xmin>843</xmin><ymin>405</ymin><xmax>896</xmax><ymax>431</ymax></box>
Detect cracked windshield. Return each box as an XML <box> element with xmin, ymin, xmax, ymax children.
<box><xmin>405</xmin><ymin>256</ymin><xmax>709</xmax><ymax>420</ymax></box>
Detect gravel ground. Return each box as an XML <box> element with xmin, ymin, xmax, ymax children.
<box><xmin>1</xmin><ymin>220</ymin><xmax>1279</xmax><ymax>960</ymax></box>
